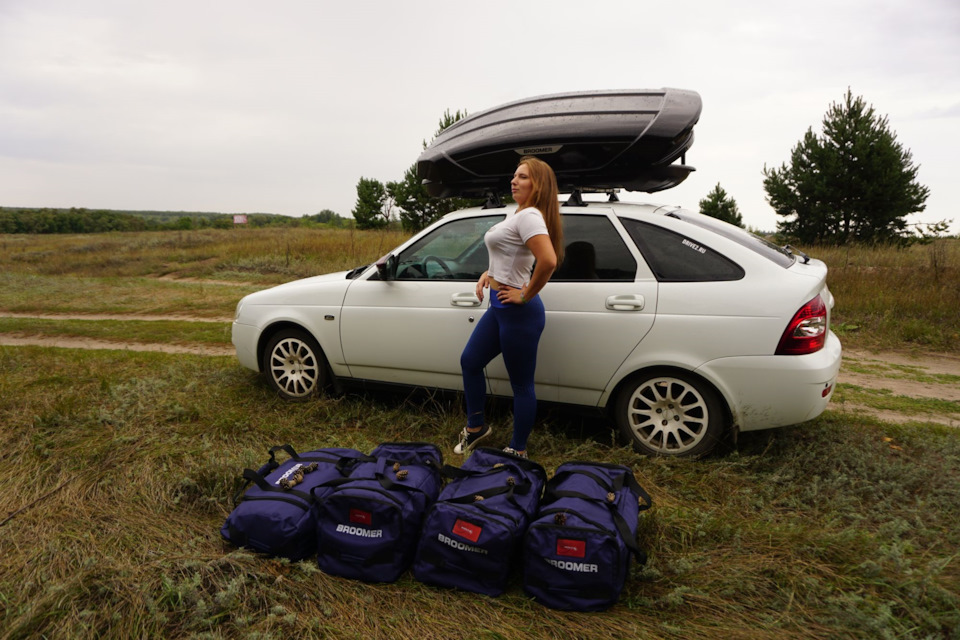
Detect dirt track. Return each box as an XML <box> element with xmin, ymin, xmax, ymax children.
<box><xmin>2</xmin><ymin>314</ymin><xmax>958</xmax><ymax>427</ymax></box>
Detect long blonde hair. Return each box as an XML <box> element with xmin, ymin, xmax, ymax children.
<box><xmin>518</xmin><ymin>155</ymin><xmax>564</xmax><ymax>264</ymax></box>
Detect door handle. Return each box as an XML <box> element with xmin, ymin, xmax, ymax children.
<box><xmin>451</xmin><ymin>293</ymin><xmax>482</xmax><ymax>307</ymax></box>
<box><xmin>605</xmin><ymin>294</ymin><xmax>644</xmax><ymax>311</ymax></box>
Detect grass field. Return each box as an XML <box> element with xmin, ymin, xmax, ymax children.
<box><xmin>1</xmin><ymin>228</ymin><xmax>958</xmax><ymax>639</ymax></box>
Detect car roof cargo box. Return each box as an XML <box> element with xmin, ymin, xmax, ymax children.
<box><xmin>417</xmin><ymin>88</ymin><xmax>702</xmax><ymax>199</ymax></box>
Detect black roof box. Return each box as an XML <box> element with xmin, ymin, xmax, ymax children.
<box><xmin>417</xmin><ymin>88</ymin><xmax>702</xmax><ymax>198</ymax></box>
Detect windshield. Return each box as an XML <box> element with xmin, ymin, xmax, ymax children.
<box><xmin>395</xmin><ymin>215</ymin><xmax>503</xmax><ymax>280</ymax></box>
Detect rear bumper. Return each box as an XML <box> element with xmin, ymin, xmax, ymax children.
<box><xmin>696</xmin><ymin>331</ymin><xmax>842</xmax><ymax>432</ymax></box>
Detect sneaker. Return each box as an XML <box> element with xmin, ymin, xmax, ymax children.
<box><xmin>503</xmin><ymin>446</ymin><xmax>528</xmax><ymax>459</ymax></box>
<box><xmin>454</xmin><ymin>424</ymin><xmax>492</xmax><ymax>455</ymax></box>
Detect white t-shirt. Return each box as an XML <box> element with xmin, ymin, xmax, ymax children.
<box><xmin>484</xmin><ymin>206</ymin><xmax>549</xmax><ymax>289</ymax></box>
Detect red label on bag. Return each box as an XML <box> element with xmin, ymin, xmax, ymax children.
<box><xmin>452</xmin><ymin>519</ymin><xmax>482</xmax><ymax>543</ymax></box>
<box><xmin>557</xmin><ymin>538</ymin><xmax>586</xmax><ymax>558</ymax></box>
<box><xmin>349</xmin><ymin>509</ymin><xmax>372</xmax><ymax>525</ymax></box>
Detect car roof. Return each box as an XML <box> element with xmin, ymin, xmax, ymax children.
<box><xmin>441</xmin><ymin>200</ymin><xmax>796</xmax><ymax>269</ymax></box>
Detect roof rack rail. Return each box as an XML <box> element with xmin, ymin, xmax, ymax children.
<box><xmin>563</xmin><ymin>188</ymin><xmax>620</xmax><ymax>207</ymax></box>
<box><xmin>564</xmin><ymin>190</ymin><xmax>588</xmax><ymax>207</ymax></box>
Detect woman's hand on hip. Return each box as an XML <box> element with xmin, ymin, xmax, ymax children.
<box><xmin>476</xmin><ymin>272</ymin><xmax>490</xmax><ymax>301</ymax></box>
<box><xmin>497</xmin><ymin>285</ymin><xmax>526</xmax><ymax>305</ymax></box>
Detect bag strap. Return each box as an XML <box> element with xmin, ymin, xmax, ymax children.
<box><xmin>554</xmin><ymin>468</ymin><xmax>616</xmax><ymax>492</ymax></box>
<box><xmin>545</xmin><ymin>469</ymin><xmax>652</xmax><ymax>512</ymax></box>
<box><xmin>336</xmin><ymin>454</ymin><xmax>376</xmax><ymax>474</ymax></box>
<box><xmin>439</xmin><ymin>464</ymin><xmax>487</xmax><ymax>480</ymax></box>
<box><xmin>440</xmin><ymin>462</ymin><xmax>536</xmax><ymax>483</ymax></box>
<box><xmin>239</xmin><ymin>468</ymin><xmax>311</xmax><ymax>502</ymax></box>
<box><xmin>232</xmin><ymin>445</ymin><xmax>296</xmax><ymax>504</ymax></box>
<box><xmin>624</xmin><ymin>473</ymin><xmax>653</xmax><ymax>512</ymax></box>
<box><xmin>267</xmin><ymin>444</ymin><xmax>299</xmax><ymax>462</ymax></box>
<box><xmin>442</xmin><ymin>477</ymin><xmax>532</xmax><ymax>506</ymax></box>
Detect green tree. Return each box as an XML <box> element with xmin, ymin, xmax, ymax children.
<box><xmin>699</xmin><ymin>183</ymin><xmax>744</xmax><ymax>227</ymax></box>
<box><xmin>387</xmin><ymin>109</ymin><xmax>481</xmax><ymax>232</ymax></box>
<box><xmin>763</xmin><ymin>89</ymin><xmax>929</xmax><ymax>244</ymax></box>
<box><xmin>313</xmin><ymin>209</ymin><xmax>340</xmax><ymax>224</ymax></box>
<box><xmin>352</xmin><ymin>177</ymin><xmax>392</xmax><ymax>230</ymax></box>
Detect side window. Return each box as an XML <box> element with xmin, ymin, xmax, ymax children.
<box><xmin>396</xmin><ymin>215</ymin><xmax>502</xmax><ymax>281</ymax></box>
<box><xmin>620</xmin><ymin>219</ymin><xmax>744</xmax><ymax>282</ymax></box>
<box><xmin>552</xmin><ymin>215</ymin><xmax>637</xmax><ymax>282</ymax></box>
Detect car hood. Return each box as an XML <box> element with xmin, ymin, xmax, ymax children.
<box><xmin>240</xmin><ymin>270</ymin><xmax>355</xmax><ymax>306</ymax></box>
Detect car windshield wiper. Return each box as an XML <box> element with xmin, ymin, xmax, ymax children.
<box><xmin>345</xmin><ymin>264</ymin><xmax>370</xmax><ymax>279</ymax></box>
<box><xmin>782</xmin><ymin>245</ymin><xmax>810</xmax><ymax>264</ymax></box>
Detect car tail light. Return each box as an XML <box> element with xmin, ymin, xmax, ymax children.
<box><xmin>776</xmin><ymin>295</ymin><xmax>827</xmax><ymax>355</ymax></box>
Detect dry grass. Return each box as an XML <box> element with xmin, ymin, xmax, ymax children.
<box><xmin>1</xmin><ymin>347</ymin><xmax>958</xmax><ymax>639</ymax></box>
<box><xmin>0</xmin><ymin>227</ymin><xmax>408</xmax><ymax>319</ymax></box>
<box><xmin>1</xmin><ymin>229</ymin><xmax>959</xmax><ymax>639</ymax></box>
<box><xmin>0</xmin><ymin>227</ymin><xmax>408</xmax><ymax>283</ymax></box>
<box><xmin>2</xmin><ymin>230</ymin><xmax>958</xmax><ymax>354</ymax></box>
<box><xmin>812</xmin><ymin>239</ymin><xmax>960</xmax><ymax>351</ymax></box>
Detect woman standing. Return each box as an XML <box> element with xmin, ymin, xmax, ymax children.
<box><xmin>455</xmin><ymin>156</ymin><xmax>564</xmax><ymax>459</ymax></box>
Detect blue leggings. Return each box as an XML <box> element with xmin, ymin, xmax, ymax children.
<box><xmin>460</xmin><ymin>294</ymin><xmax>545</xmax><ymax>451</ymax></box>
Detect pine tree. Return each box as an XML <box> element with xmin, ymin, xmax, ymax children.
<box><xmin>699</xmin><ymin>183</ymin><xmax>744</xmax><ymax>227</ymax></box>
<box><xmin>763</xmin><ymin>90</ymin><xmax>929</xmax><ymax>244</ymax></box>
<box><xmin>352</xmin><ymin>177</ymin><xmax>390</xmax><ymax>230</ymax></box>
<box><xmin>387</xmin><ymin>109</ymin><xmax>481</xmax><ymax>232</ymax></box>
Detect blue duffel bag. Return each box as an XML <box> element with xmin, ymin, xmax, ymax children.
<box><xmin>314</xmin><ymin>442</ymin><xmax>443</xmax><ymax>582</ymax></box>
<box><xmin>522</xmin><ymin>461</ymin><xmax>652</xmax><ymax>611</ymax></box>
<box><xmin>412</xmin><ymin>447</ymin><xmax>547</xmax><ymax>596</ymax></box>
<box><xmin>221</xmin><ymin>444</ymin><xmax>365</xmax><ymax>561</ymax></box>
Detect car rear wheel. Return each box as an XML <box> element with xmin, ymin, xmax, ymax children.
<box><xmin>263</xmin><ymin>329</ymin><xmax>328</xmax><ymax>400</ymax></box>
<box><xmin>615</xmin><ymin>371</ymin><xmax>724</xmax><ymax>457</ymax></box>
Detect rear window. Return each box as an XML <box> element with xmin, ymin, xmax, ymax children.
<box><xmin>620</xmin><ymin>219</ymin><xmax>745</xmax><ymax>282</ymax></box>
<box><xmin>662</xmin><ymin>210</ymin><xmax>796</xmax><ymax>268</ymax></box>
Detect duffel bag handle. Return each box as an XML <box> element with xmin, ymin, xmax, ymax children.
<box><xmin>438</xmin><ymin>463</ymin><xmax>528</xmax><ymax>481</ymax></box>
<box><xmin>336</xmin><ymin>453</ymin><xmax>376</xmax><ymax>475</ymax></box>
<box><xmin>268</xmin><ymin>444</ymin><xmax>300</xmax><ymax>462</ymax></box>
<box><xmin>238</xmin><ymin>468</ymin><xmax>312</xmax><ymax>502</ymax></box>
<box><xmin>231</xmin><ymin>445</ymin><xmax>294</xmax><ymax>504</ymax></box>
<box><xmin>442</xmin><ymin>476</ymin><xmax>532</xmax><ymax>503</ymax></box>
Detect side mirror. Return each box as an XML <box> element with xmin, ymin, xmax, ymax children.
<box><xmin>375</xmin><ymin>253</ymin><xmax>397</xmax><ymax>281</ymax></box>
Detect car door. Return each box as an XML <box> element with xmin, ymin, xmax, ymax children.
<box><xmin>484</xmin><ymin>209</ymin><xmax>658</xmax><ymax>406</ymax></box>
<box><xmin>339</xmin><ymin>214</ymin><xmax>503</xmax><ymax>390</ymax></box>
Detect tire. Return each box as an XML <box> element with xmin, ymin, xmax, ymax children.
<box><xmin>262</xmin><ymin>328</ymin><xmax>328</xmax><ymax>400</ymax></box>
<box><xmin>614</xmin><ymin>371</ymin><xmax>725</xmax><ymax>457</ymax></box>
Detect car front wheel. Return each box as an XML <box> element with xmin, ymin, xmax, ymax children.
<box><xmin>263</xmin><ymin>329</ymin><xmax>328</xmax><ymax>400</ymax></box>
<box><xmin>614</xmin><ymin>371</ymin><xmax>725</xmax><ymax>457</ymax></box>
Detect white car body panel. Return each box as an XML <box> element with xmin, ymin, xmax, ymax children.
<box><xmin>486</xmin><ymin>278</ymin><xmax>658</xmax><ymax>404</ymax></box>
<box><xmin>696</xmin><ymin>330</ymin><xmax>841</xmax><ymax>430</ymax></box>
<box><xmin>232</xmin><ymin>201</ymin><xmax>842</xmax><ymax>445</ymax></box>
<box><xmin>339</xmin><ymin>278</ymin><xmax>485</xmax><ymax>390</ymax></box>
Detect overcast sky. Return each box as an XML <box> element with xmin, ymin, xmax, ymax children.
<box><xmin>2</xmin><ymin>0</ymin><xmax>958</xmax><ymax>233</ymax></box>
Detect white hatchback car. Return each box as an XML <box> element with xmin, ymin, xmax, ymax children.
<box><xmin>232</xmin><ymin>199</ymin><xmax>841</xmax><ymax>457</ymax></box>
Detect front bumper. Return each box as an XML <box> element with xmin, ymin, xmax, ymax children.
<box><xmin>231</xmin><ymin>321</ymin><xmax>261</xmax><ymax>372</ymax></box>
